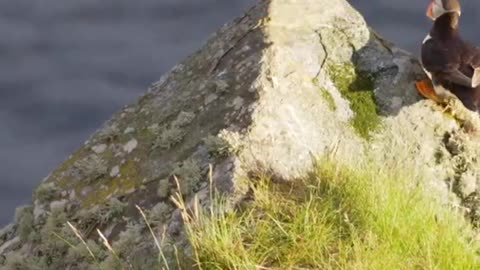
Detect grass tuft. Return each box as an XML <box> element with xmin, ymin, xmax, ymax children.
<box><xmin>14</xmin><ymin>205</ymin><xmax>34</xmax><ymax>242</ymax></box>
<box><xmin>35</xmin><ymin>183</ymin><xmax>58</xmax><ymax>203</ymax></box>
<box><xmin>181</xmin><ymin>159</ymin><xmax>480</xmax><ymax>269</ymax></box>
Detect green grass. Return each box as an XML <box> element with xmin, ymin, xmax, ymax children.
<box><xmin>5</xmin><ymin>159</ymin><xmax>480</xmax><ymax>270</ymax></box>
<box><xmin>328</xmin><ymin>63</ymin><xmax>381</xmax><ymax>139</ymax></box>
<box><xmin>181</xmin><ymin>159</ymin><xmax>480</xmax><ymax>270</ymax></box>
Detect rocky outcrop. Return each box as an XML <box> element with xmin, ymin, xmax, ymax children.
<box><xmin>2</xmin><ymin>0</ymin><xmax>480</xmax><ymax>269</ymax></box>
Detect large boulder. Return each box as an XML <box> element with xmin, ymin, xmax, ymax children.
<box><xmin>2</xmin><ymin>0</ymin><xmax>480</xmax><ymax>268</ymax></box>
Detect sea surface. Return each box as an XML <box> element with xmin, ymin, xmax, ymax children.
<box><xmin>1</xmin><ymin>0</ymin><xmax>479</xmax><ymax>224</ymax></box>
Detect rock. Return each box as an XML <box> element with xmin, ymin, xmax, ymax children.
<box><xmin>33</xmin><ymin>201</ymin><xmax>46</xmax><ymax>221</ymax></box>
<box><xmin>49</xmin><ymin>200</ymin><xmax>68</xmax><ymax>211</ymax></box>
<box><xmin>157</xmin><ymin>179</ymin><xmax>170</xmax><ymax>199</ymax></box>
<box><xmin>91</xmin><ymin>144</ymin><xmax>107</xmax><ymax>154</ymax></box>
<box><xmin>124</xmin><ymin>127</ymin><xmax>135</xmax><ymax>134</ymax></box>
<box><xmin>110</xmin><ymin>165</ymin><xmax>120</xmax><ymax>178</ymax></box>
<box><xmin>3</xmin><ymin>0</ymin><xmax>480</xmax><ymax>268</ymax></box>
<box><xmin>0</xmin><ymin>225</ymin><xmax>14</xmax><ymax>246</ymax></box>
<box><xmin>123</xmin><ymin>138</ymin><xmax>138</xmax><ymax>153</ymax></box>
<box><xmin>0</xmin><ymin>236</ymin><xmax>20</xmax><ymax>255</ymax></box>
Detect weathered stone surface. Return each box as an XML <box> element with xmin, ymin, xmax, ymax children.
<box><xmin>3</xmin><ymin>0</ymin><xmax>480</xmax><ymax>268</ymax></box>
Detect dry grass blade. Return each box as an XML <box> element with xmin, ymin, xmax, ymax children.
<box><xmin>66</xmin><ymin>221</ymin><xmax>99</xmax><ymax>265</ymax></box>
<box><xmin>51</xmin><ymin>231</ymin><xmax>76</xmax><ymax>249</ymax></box>
<box><xmin>96</xmin><ymin>228</ymin><xmax>125</xmax><ymax>270</ymax></box>
<box><xmin>96</xmin><ymin>229</ymin><xmax>116</xmax><ymax>256</ymax></box>
<box><xmin>136</xmin><ymin>204</ymin><xmax>171</xmax><ymax>270</ymax></box>
<box><xmin>136</xmin><ymin>205</ymin><xmax>161</xmax><ymax>251</ymax></box>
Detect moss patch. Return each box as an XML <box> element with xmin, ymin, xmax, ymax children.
<box><xmin>320</xmin><ymin>88</ymin><xmax>336</xmax><ymax>111</ymax></box>
<box><xmin>312</xmin><ymin>78</ymin><xmax>337</xmax><ymax>111</ymax></box>
<box><xmin>53</xmin><ymin>149</ymin><xmax>90</xmax><ymax>188</ymax></box>
<box><xmin>80</xmin><ymin>160</ymin><xmax>140</xmax><ymax>208</ymax></box>
<box><xmin>328</xmin><ymin>63</ymin><xmax>380</xmax><ymax>139</ymax></box>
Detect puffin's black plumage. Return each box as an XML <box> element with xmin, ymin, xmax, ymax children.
<box><xmin>421</xmin><ymin>0</ymin><xmax>480</xmax><ymax>112</ymax></box>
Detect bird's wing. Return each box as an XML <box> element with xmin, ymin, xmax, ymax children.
<box><xmin>421</xmin><ymin>40</ymin><xmax>475</xmax><ymax>87</ymax></box>
<box><xmin>463</xmin><ymin>44</ymin><xmax>480</xmax><ymax>87</ymax></box>
<box><xmin>438</xmin><ymin>69</ymin><xmax>474</xmax><ymax>87</ymax></box>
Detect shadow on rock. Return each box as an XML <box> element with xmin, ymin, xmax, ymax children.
<box><xmin>354</xmin><ymin>31</ymin><xmax>428</xmax><ymax>117</ymax></box>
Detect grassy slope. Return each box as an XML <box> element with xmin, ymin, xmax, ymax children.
<box><xmin>182</xmin><ymin>159</ymin><xmax>480</xmax><ymax>270</ymax></box>
<box><xmin>5</xmin><ymin>159</ymin><xmax>479</xmax><ymax>269</ymax></box>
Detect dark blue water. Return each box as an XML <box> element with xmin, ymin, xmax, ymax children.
<box><xmin>1</xmin><ymin>0</ymin><xmax>479</xmax><ymax>224</ymax></box>
<box><xmin>354</xmin><ymin>0</ymin><xmax>480</xmax><ymax>55</ymax></box>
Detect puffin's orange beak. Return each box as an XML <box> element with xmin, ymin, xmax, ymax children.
<box><xmin>426</xmin><ymin>2</ymin><xmax>435</xmax><ymax>20</ymax></box>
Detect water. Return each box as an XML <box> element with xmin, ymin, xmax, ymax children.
<box><xmin>1</xmin><ymin>0</ymin><xmax>479</xmax><ymax>225</ymax></box>
<box><xmin>354</xmin><ymin>0</ymin><xmax>480</xmax><ymax>55</ymax></box>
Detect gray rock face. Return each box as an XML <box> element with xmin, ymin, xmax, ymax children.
<box><xmin>2</xmin><ymin>0</ymin><xmax>480</xmax><ymax>268</ymax></box>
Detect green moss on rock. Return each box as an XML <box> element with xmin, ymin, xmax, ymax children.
<box><xmin>328</xmin><ymin>63</ymin><xmax>380</xmax><ymax>139</ymax></box>
<box><xmin>312</xmin><ymin>78</ymin><xmax>337</xmax><ymax>111</ymax></box>
<box><xmin>81</xmin><ymin>178</ymin><xmax>135</xmax><ymax>208</ymax></box>
<box><xmin>320</xmin><ymin>88</ymin><xmax>337</xmax><ymax>111</ymax></box>
<box><xmin>80</xmin><ymin>160</ymin><xmax>140</xmax><ymax>208</ymax></box>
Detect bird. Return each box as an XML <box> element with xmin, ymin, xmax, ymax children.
<box><xmin>416</xmin><ymin>0</ymin><xmax>480</xmax><ymax>113</ymax></box>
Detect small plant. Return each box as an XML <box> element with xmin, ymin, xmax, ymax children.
<box><xmin>73</xmin><ymin>154</ymin><xmax>109</xmax><ymax>183</ymax></box>
<box><xmin>1</xmin><ymin>252</ymin><xmax>40</xmax><ymax>270</ymax></box>
<box><xmin>65</xmin><ymin>240</ymin><xmax>106</xmax><ymax>266</ymax></box>
<box><xmin>112</xmin><ymin>222</ymin><xmax>144</xmax><ymax>259</ymax></box>
<box><xmin>35</xmin><ymin>183</ymin><xmax>58</xmax><ymax>203</ymax></box>
<box><xmin>154</xmin><ymin>126</ymin><xmax>185</xmax><ymax>149</ymax></box>
<box><xmin>147</xmin><ymin>202</ymin><xmax>172</xmax><ymax>224</ymax></box>
<box><xmin>171</xmin><ymin>111</ymin><xmax>195</xmax><ymax>127</ymax></box>
<box><xmin>103</xmin><ymin>198</ymin><xmax>128</xmax><ymax>223</ymax></box>
<box><xmin>157</xmin><ymin>179</ymin><xmax>170</xmax><ymax>199</ymax></box>
<box><xmin>172</xmin><ymin>158</ymin><xmax>201</xmax><ymax>196</ymax></box>
<box><xmin>43</xmin><ymin>207</ymin><xmax>68</xmax><ymax>235</ymax></box>
<box><xmin>153</xmin><ymin>111</ymin><xmax>195</xmax><ymax>150</ymax></box>
<box><xmin>98</xmin><ymin>254</ymin><xmax>123</xmax><ymax>270</ymax></box>
<box><xmin>218</xmin><ymin>130</ymin><xmax>243</xmax><ymax>155</ymax></box>
<box><xmin>203</xmin><ymin>135</ymin><xmax>230</xmax><ymax>157</ymax></box>
<box><xmin>74</xmin><ymin>207</ymin><xmax>103</xmax><ymax>233</ymax></box>
<box><xmin>14</xmin><ymin>205</ymin><xmax>34</xmax><ymax>242</ymax></box>
<box><xmin>26</xmin><ymin>207</ymin><xmax>74</xmax><ymax>269</ymax></box>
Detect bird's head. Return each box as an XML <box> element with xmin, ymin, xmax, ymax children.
<box><xmin>426</xmin><ymin>0</ymin><xmax>461</xmax><ymax>20</ymax></box>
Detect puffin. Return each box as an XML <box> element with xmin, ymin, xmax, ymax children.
<box><xmin>416</xmin><ymin>0</ymin><xmax>480</xmax><ymax>112</ymax></box>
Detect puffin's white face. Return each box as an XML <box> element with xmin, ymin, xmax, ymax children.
<box><xmin>426</xmin><ymin>0</ymin><xmax>461</xmax><ymax>20</ymax></box>
<box><xmin>427</xmin><ymin>0</ymin><xmax>446</xmax><ymax>20</ymax></box>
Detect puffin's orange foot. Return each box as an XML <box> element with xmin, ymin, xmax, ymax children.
<box><xmin>415</xmin><ymin>79</ymin><xmax>441</xmax><ymax>103</ymax></box>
